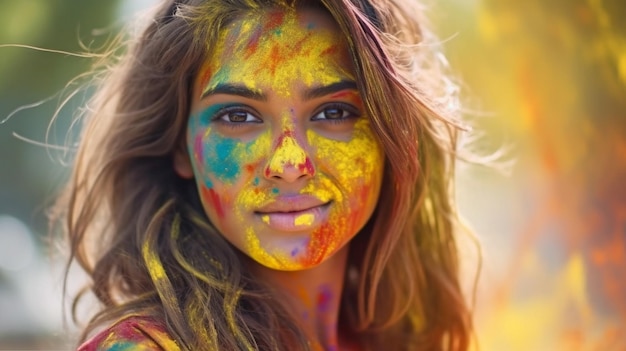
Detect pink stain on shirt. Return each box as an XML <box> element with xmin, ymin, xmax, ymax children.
<box><xmin>78</xmin><ymin>316</ymin><xmax>178</xmax><ymax>351</ymax></box>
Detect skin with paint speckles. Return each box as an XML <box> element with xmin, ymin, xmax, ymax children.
<box><xmin>181</xmin><ymin>8</ymin><xmax>384</xmax><ymax>271</ymax></box>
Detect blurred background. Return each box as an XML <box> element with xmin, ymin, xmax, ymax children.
<box><xmin>0</xmin><ymin>0</ymin><xmax>624</xmax><ymax>350</ymax></box>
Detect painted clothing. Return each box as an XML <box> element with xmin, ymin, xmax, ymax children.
<box><xmin>77</xmin><ymin>316</ymin><xmax>180</xmax><ymax>351</ymax></box>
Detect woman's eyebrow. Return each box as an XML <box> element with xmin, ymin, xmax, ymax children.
<box><xmin>303</xmin><ymin>80</ymin><xmax>358</xmax><ymax>100</ymax></box>
<box><xmin>202</xmin><ymin>83</ymin><xmax>267</xmax><ymax>101</ymax></box>
<box><xmin>201</xmin><ymin>81</ymin><xmax>358</xmax><ymax>101</ymax></box>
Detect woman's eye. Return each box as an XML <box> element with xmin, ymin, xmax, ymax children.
<box><xmin>323</xmin><ymin>108</ymin><xmax>348</xmax><ymax>120</ymax></box>
<box><xmin>215</xmin><ymin>109</ymin><xmax>261</xmax><ymax>123</ymax></box>
<box><xmin>312</xmin><ymin>104</ymin><xmax>359</xmax><ymax>121</ymax></box>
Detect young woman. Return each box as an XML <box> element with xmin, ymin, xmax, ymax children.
<box><xmin>55</xmin><ymin>0</ymin><xmax>473</xmax><ymax>349</ymax></box>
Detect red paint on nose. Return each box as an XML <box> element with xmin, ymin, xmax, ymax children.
<box><xmin>265</xmin><ymin>130</ymin><xmax>315</xmax><ymax>178</ymax></box>
<box><xmin>276</xmin><ymin>130</ymin><xmax>290</xmax><ymax>146</ymax></box>
<box><xmin>298</xmin><ymin>157</ymin><xmax>315</xmax><ymax>176</ymax></box>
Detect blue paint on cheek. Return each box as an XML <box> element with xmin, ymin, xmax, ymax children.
<box><xmin>253</xmin><ymin>177</ymin><xmax>260</xmax><ymax>186</ymax></box>
<box><xmin>206</xmin><ymin>135</ymin><xmax>241</xmax><ymax>182</ymax></box>
<box><xmin>272</xmin><ymin>187</ymin><xmax>279</xmax><ymax>194</ymax></box>
<box><xmin>206</xmin><ymin>137</ymin><xmax>239</xmax><ymax>181</ymax></box>
<box><xmin>194</xmin><ymin>103</ymin><xmax>243</xmax><ymax>183</ymax></box>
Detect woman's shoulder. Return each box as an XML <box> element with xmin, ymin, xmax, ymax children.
<box><xmin>77</xmin><ymin>315</ymin><xmax>181</xmax><ymax>351</ymax></box>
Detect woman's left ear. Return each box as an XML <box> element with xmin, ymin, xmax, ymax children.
<box><xmin>174</xmin><ymin>147</ymin><xmax>194</xmax><ymax>179</ymax></box>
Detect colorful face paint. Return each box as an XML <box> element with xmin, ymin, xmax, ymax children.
<box><xmin>186</xmin><ymin>7</ymin><xmax>384</xmax><ymax>270</ymax></box>
<box><xmin>199</xmin><ymin>8</ymin><xmax>353</xmax><ymax>99</ymax></box>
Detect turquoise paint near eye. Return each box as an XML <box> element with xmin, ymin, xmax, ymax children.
<box><xmin>197</xmin><ymin>104</ymin><xmax>226</xmax><ymax>125</ymax></box>
<box><xmin>193</xmin><ymin>103</ymin><xmax>243</xmax><ymax>183</ymax></box>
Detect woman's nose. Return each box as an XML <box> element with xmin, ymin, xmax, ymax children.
<box><xmin>264</xmin><ymin>130</ymin><xmax>315</xmax><ymax>182</ymax></box>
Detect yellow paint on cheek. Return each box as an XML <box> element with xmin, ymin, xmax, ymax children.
<box><xmin>203</xmin><ymin>126</ymin><xmax>212</xmax><ymax>139</ymax></box>
<box><xmin>301</xmin><ymin>118</ymin><xmax>383</xmax><ymax>258</ymax></box>
<box><xmin>307</xmin><ymin>118</ymin><xmax>383</xmax><ymax>189</ymax></box>
<box><xmin>262</xmin><ymin>215</ymin><xmax>270</xmax><ymax>224</ymax></box>
<box><xmin>294</xmin><ymin>213</ymin><xmax>314</xmax><ymax>226</ymax></box>
<box><xmin>301</xmin><ymin>177</ymin><xmax>339</xmax><ymax>202</ymax></box>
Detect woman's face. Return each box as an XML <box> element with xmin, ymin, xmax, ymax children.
<box><xmin>178</xmin><ymin>7</ymin><xmax>384</xmax><ymax>270</ymax></box>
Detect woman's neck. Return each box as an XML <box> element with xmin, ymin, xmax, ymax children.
<box><xmin>249</xmin><ymin>245</ymin><xmax>351</xmax><ymax>351</ymax></box>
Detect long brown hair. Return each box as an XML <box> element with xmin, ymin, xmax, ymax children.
<box><xmin>53</xmin><ymin>0</ymin><xmax>473</xmax><ymax>349</ymax></box>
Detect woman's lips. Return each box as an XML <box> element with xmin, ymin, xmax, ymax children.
<box><xmin>255</xmin><ymin>195</ymin><xmax>330</xmax><ymax>232</ymax></box>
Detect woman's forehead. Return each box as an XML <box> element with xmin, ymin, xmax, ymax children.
<box><xmin>197</xmin><ymin>6</ymin><xmax>354</xmax><ymax>99</ymax></box>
